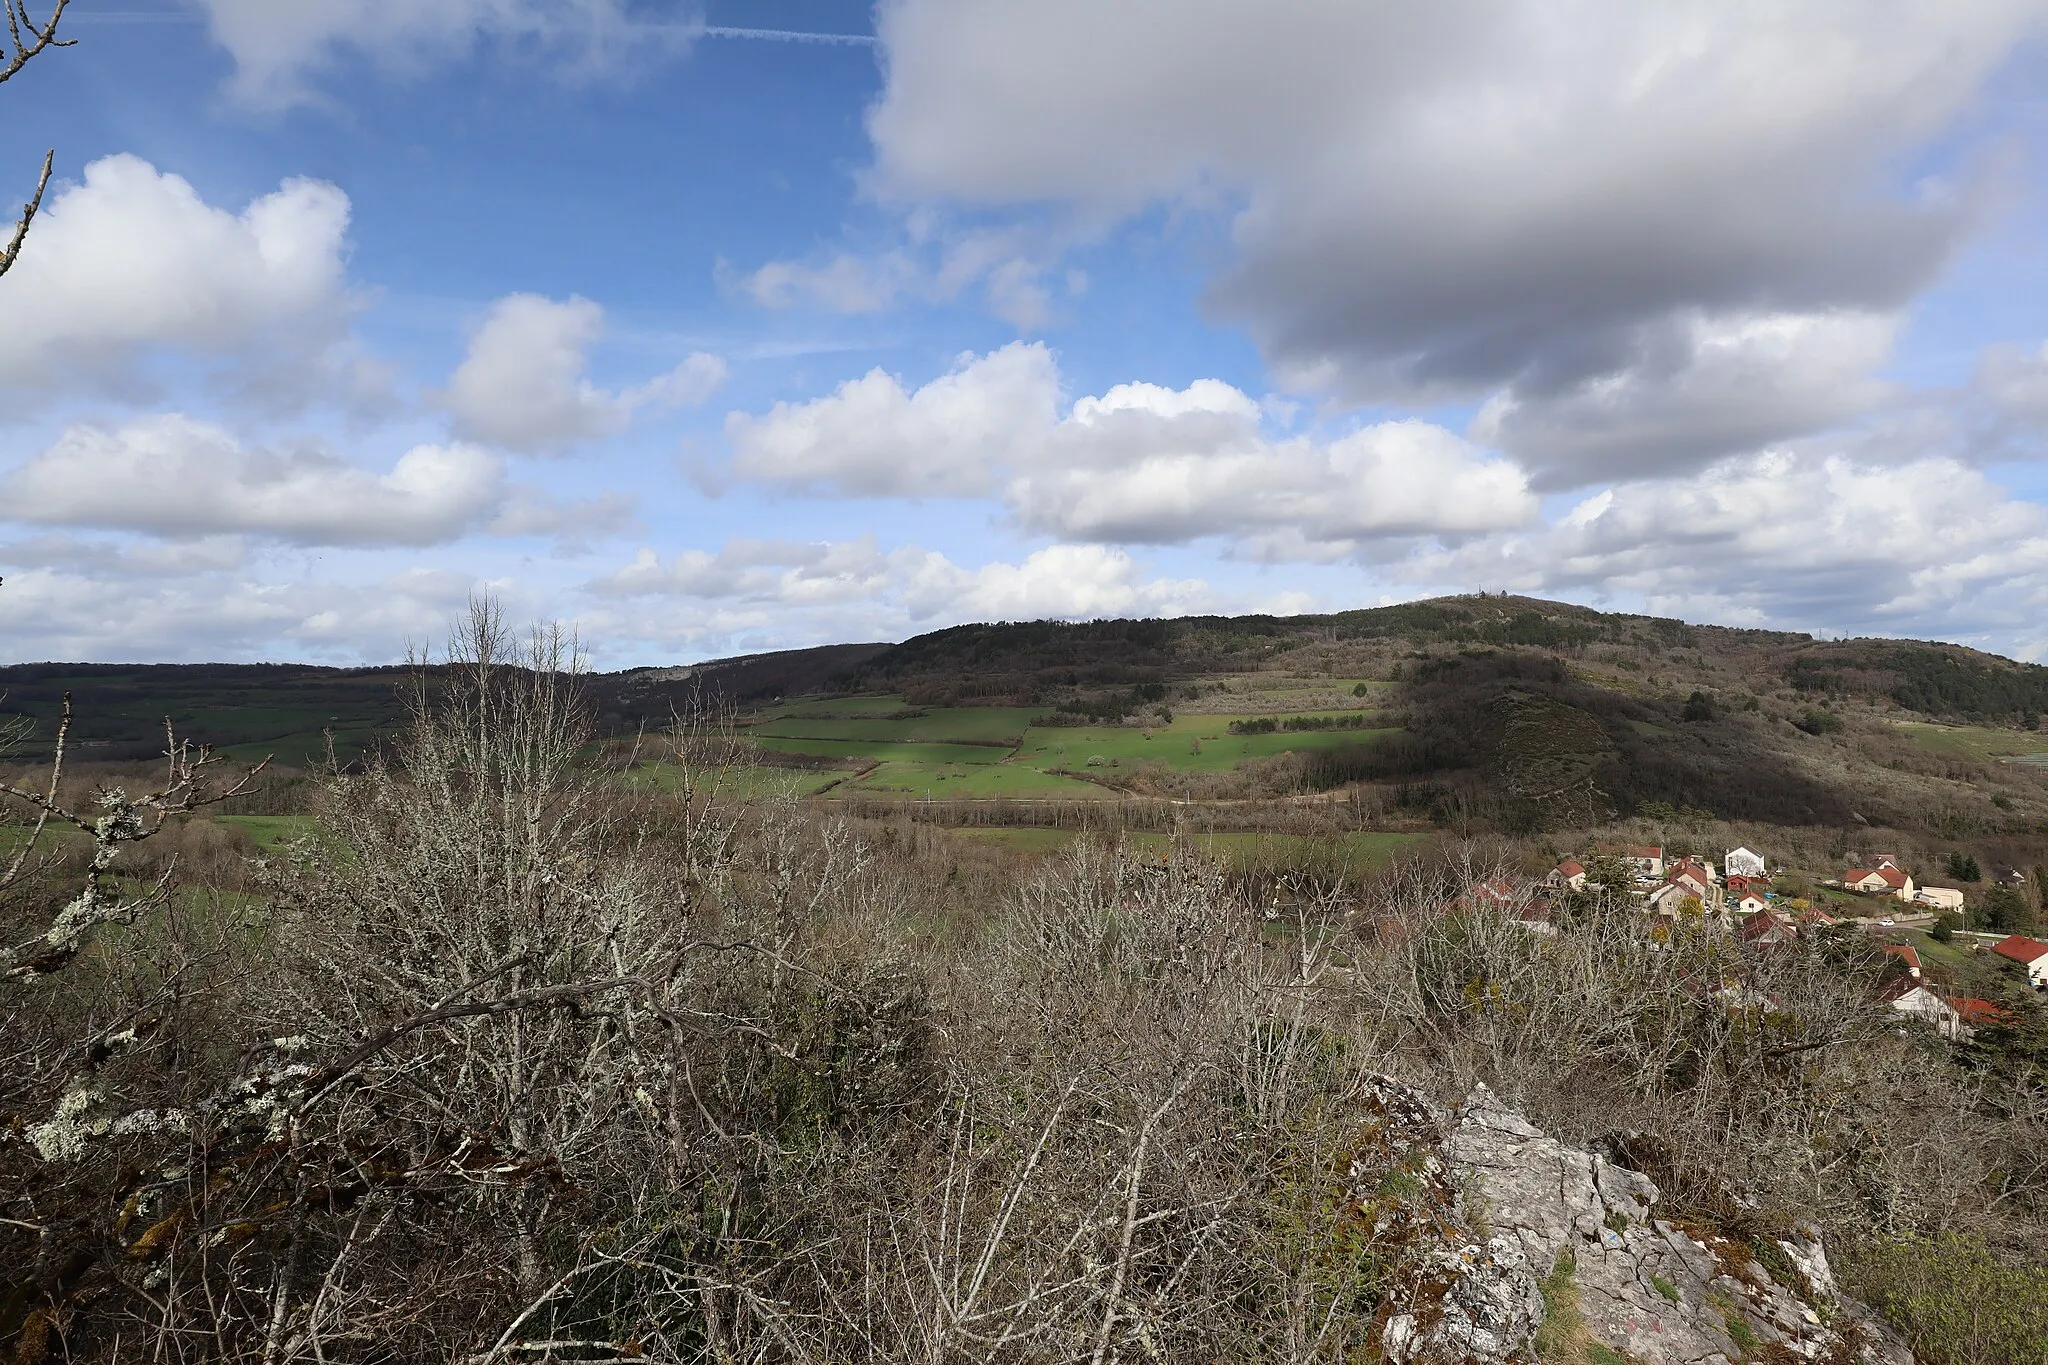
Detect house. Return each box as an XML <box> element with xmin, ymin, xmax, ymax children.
<box><xmin>1739</xmin><ymin>910</ymin><xmax>1796</xmax><ymax>947</ymax></box>
<box><xmin>1733</xmin><ymin>890</ymin><xmax>1770</xmax><ymax>916</ymax></box>
<box><xmin>1725</xmin><ymin>845</ymin><xmax>1767</xmax><ymax>879</ymax></box>
<box><xmin>1990</xmin><ymin>935</ymin><xmax>2048</xmax><ymax>988</ymax></box>
<box><xmin>1867</xmin><ymin>853</ymin><xmax>1903</xmax><ymax>871</ymax></box>
<box><xmin>1725</xmin><ymin>873</ymin><xmax>1769</xmax><ymax>896</ymax></box>
<box><xmin>1667</xmin><ymin>862</ymin><xmax>1713</xmax><ymax>898</ymax></box>
<box><xmin>1550</xmin><ymin>859</ymin><xmax>1587</xmax><ymax>892</ymax></box>
<box><xmin>1645</xmin><ymin>880</ymin><xmax>1693</xmax><ymax>916</ymax></box>
<box><xmin>1795</xmin><ymin>906</ymin><xmax>1838</xmax><ymax>933</ymax></box>
<box><xmin>1880</xmin><ymin>978</ymin><xmax>1963</xmax><ymax>1039</ymax></box>
<box><xmin>1841</xmin><ymin>865</ymin><xmax>1915</xmax><ymax>901</ymax></box>
<box><xmin>1913</xmin><ymin>886</ymin><xmax>1965</xmax><ymax>912</ymax></box>
<box><xmin>1516</xmin><ymin>901</ymin><xmax>1558</xmax><ymax>937</ymax></box>
<box><xmin>1881</xmin><ymin>944</ymin><xmax>1922</xmax><ymax>979</ymax></box>
<box><xmin>1951</xmin><ymin>998</ymin><xmax>2013</xmax><ymax>1034</ymax></box>
<box><xmin>1596</xmin><ymin>844</ymin><xmax>1665</xmax><ymax>880</ymax></box>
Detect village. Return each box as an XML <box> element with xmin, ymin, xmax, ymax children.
<box><xmin>1522</xmin><ymin>842</ymin><xmax>2048</xmax><ymax>1042</ymax></box>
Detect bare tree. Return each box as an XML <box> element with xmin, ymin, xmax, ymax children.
<box><xmin>2</xmin><ymin>698</ymin><xmax>264</xmax><ymax>983</ymax></box>
<box><xmin>0</xmin><ymin>0</ymin><xmax>70</xmax><ymax>279</ymax></box>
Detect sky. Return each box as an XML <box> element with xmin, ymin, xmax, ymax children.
<box><xmin>3</xmin><ymin>0</ymin><xmax>2048</xmax><ymax>666</ymax></box>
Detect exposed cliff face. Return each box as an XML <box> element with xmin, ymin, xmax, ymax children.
<box><xmin>1356</xmin><ymin>1078</ymin><xmax>1912</xmax><ymax>1365</ymax></box>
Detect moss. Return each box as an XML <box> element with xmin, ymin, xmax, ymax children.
<box><xmin>1603</xmin><ymin>1208</ymin><xmax>1631</xmax><ymax>1234</ymax></box>
<box><xmin>1535</xmin><ymin>1254</ymin><xmax>1637</xmax><ymax>1365</ymax></box>
<box><xmin>1725</xmin><ymin>1309</ymin><xmax>1762</xmax><ymax>1356</ymax></box>
<box><xmin>1375</xmin><ymin>1168</ymin><xmax>1424</xmax><ymax>1201</ymax></box>
<box><xmin>1651</xmin><ymin>1273</ymin><xmax>1681</xmax><ymax>1304</ymax></box>
<box><xmin>1749</xmin><ymin>1237</ymin><xmax>1806</xmax><ymax>1298</ymax></box>
<box><xmin>1534</xmin><ymin>1252</ymin><xmax>1591</xmax><ymax>1363</ymax></box>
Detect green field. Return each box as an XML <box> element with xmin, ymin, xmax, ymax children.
<box><xmin>215</xmin><ymin>814</ymin><xmax>319</xmax><ymax>848</ymax></box>
<box><xmin>839</xmin><ymin>761</ymin><xmax>1112</xmax><ymax>800</ymax></box>
<box><xmin>1894</xmin><ymin>721</ymin><xmax>2048</xmax><ymax>765</ymax></box>
<box><xmin>945</xmin><ymin>827</ymin><xmax>1078</xmax><ymax>855</ymax></box>
<box><xmin>0</xmin><ymin>823</ymin><xmax>89</xmax><ymax>857</ymax></box>
<box><xmin>732</xmin><ymin>700</ymin><xmax>1399</xmax><ymax>783</ymax></box>
<box><xmin>760</xmin><ymin>694</ymin><xmax>910</xmax><ymax>716</ymax></box>
<box><xmin>1883</xmin><ymin>928</ymin><xmax>1977</xmax><ymax>977</ymax></box>
<box><xmin>1016</xmin><ymin>715</ymin><xmax>1394</xmax><ymax>774</ymax></box>
<box><xmin>750</xmin><ymin>706</ymin><xmax>1039</xmax><ymax>747</ymax></box>
<box><xmin>626</xmin><ymin>763</ymin><xmax>848</xmax><ymax>800</ymax></box>
<box><xmin>750</xmin><ymin>736</ymin><xmax>1012</xmax><ymax>766</ymax></box>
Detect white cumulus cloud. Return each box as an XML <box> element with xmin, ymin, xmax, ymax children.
<box><xmin>1408</xmin><ymin>448</ymin><xmax>2048</xmax><ymax>647</ymax></box>
<box><xmin>442</xmin><ymin>294</ymin><xmax>726</xmax><ymax>455</ymax></box>
<box><xmin>587</xmin><ymin>538</ymin><xmax>1214</xmax><ymax>643</ymax></box>
<box><xmin>0</xmin><ymin>415</ymin><xmax>622</xmax><ymax>547</ymax></box>
<box><xmin>0</xmin><ymin>155</ymin><xmax>369</xmax><ymax>408</ymax></box>
<box><xmin>723</xmin><ymin>343</ymin><xmax>1535</xmax><ymax>552</ymax></box>
<box><xmin>0</xmin><ymin>557</ymin><xmax>520</xmax><ymax>664</ymax></box>
<box><xmin>724</xmin><ymin>342</ymin><xmax>1060</xmax><ymax>497</ymax></box>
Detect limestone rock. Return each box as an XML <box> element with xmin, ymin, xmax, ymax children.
<box><xmin>1366</xmin><ymin>1078</ymin><xmax>1913</xmax><ymax>1365</ymax></box>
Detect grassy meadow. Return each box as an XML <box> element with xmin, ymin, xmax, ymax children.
<box><xmin>1894</xmin><ymin>720</ymin><xmax>2048</xmax><ymax>765</ymax></box>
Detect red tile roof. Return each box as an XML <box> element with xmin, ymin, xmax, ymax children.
<box><xmin>1991</xmin><ymin>935</ymin><xmax>2048</xmax><ymax>966</ymax></box>
<box><xmin>1876</xmin><ymin>865</ymin><xmax>1909</xmax><ymax>888</ymax></box>
<box><xmin>1740</xmin><ymin>911</ymin><xmax>1790</xmax><ymax>943</ymax></box>
<box><xmin>1951</xmin><ymin>997</ymin><xmax>2013</xmax><ymax>1029</ymax></box>
<box><xmin>1556</xmin><ymin>859</ymin><xmax>1585</xmax><ymax>877</ymax></box>
<box><xmin>1881</xmin><ymin>944</ymin><xmax>1921</xmax><ymax>973</ymax></box>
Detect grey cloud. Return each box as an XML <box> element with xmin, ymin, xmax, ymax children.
<box><xmin>868</xmin><ymin>0</ymin><xmax>2047</xmax><ymax>484</ymax></box>
<box><xmin>1406</xmin><ymin>447</ymin><xmax>2048</xmax><ymax>650</ymax></box>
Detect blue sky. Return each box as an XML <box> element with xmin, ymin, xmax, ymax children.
<box><xmin>3</xmin><ymin>1</ymin><xmax>2048</xmax><ymax>666</ymax></box>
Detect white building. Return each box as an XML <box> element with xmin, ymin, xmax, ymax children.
<box><xmin>1724</xmin><ymin>846</ymin><xmax>1767</xmax><ymax>880</ymax></box>
<box><xmin>1992</xmin><ymin>936</ymin><xmax>2048</xmax><ymax>988</ymax></box>
<box><xmin>1881</xmin><ymin>979</ymin><xmax>1964</xmax><ymax>1039</ymax></box>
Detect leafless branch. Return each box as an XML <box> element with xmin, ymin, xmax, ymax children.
<box><xmin>0</xmin><ymin>1</ymin><xmax>69</xmax><ymax>280</ymax></box>
<box><xmin>1</xmin><ymin>696</ymin><xmax>269</xmax><ymax>983</ymax></box>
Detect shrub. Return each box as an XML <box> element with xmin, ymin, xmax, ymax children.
<box><xmin>1795</xmin><ymin>708</ymin><xmax>1843</xmax><ymax>736</ymax></box>
<box><xmin>1981</xmin><ymin>884</ymin><xmax>2034</xmax><ymax>933</ymax></box>
<box><xmin>1845</xmin><ymin>1233</ymin><xmax>2048</xmax><ymax>1365</ymax></box>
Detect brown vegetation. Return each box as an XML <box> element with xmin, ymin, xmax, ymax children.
<box><xmin>5</xmin><ymin>606</ymin><xmax>2047</xmax><ymax>1360</ymax></box>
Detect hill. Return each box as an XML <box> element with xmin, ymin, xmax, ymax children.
<box><xmin>832</xmin><ymin>595</ymin><xmax>2048</xmax><ymax>836</ymax></box>
<box><xmin>0</xmin><ymin>643</ymin><xmax>887</xmax><ymax>766</ymax></box>
<box><xmin>5</xmin><ymin>596</ymin><xmax>2046</xmax><ymax>842</ymax></box>
<box><xmin>846</xmin><ymin>594</ymin><xmax>2048</xmax><ymax>725</ymax></box>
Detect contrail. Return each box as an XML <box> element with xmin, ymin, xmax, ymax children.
<box><xmin>69</xmin><ymin>11</ymin><xmax>877</xmax><ymax>44</ymax></box>
<box><xmin>702</xmin><ymin>26</ymin><xmax>876</xmax><ymax>46</ymax></box>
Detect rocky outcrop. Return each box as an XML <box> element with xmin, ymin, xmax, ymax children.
<box><xmin>1357</xmin><ymin>1078</ymin><xmax>1912</xmax><ymax>1365</ymax></box>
